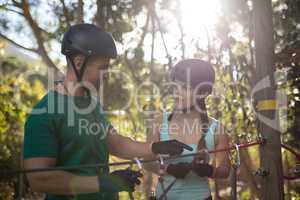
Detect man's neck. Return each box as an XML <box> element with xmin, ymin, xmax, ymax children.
<box><xmin>56</xmin><ymin>74</ymin><xmax>86</xmax><ymax>96</ymax></box>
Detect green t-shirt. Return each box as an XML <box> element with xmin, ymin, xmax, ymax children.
<box><xmin>23</xmin><ymin>90</ymin><xmax>114</xmax><ymax>200</ymax></box>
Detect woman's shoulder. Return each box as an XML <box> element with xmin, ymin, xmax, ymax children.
<box><xmin>152</xmin><ymin>110</ymin><xmax>173</xmax><ymax>122</ymax></box>
<box><xmin>208</xmin><ymin>116</ymin><xmax>219</xmax><ymax>127</ymax></box>
<box><xmin>207</xmin><ymin>117</ymin><xmax>226</xmax><ymax>135</ymax></box>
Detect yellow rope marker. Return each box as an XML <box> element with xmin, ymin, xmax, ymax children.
<box><xmin>256</xmin><ymin>100</ymin><xmax>277</xmax><ymax>111</ymax></box>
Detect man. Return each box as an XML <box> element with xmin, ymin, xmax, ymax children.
<box><xmin>23</xmin><ymin>24</ymin><xmax>190</xmax><ymax>200</ymax></box>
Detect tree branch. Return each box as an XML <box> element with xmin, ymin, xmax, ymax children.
<box><xmin>137</xmin><ymin>9</ymin><xmax>150</xmax><ymax>49</ymax></box>
<box><xmin>20</xmin><ymin>0</ymin><xmax>62</xmax><ymax>76</ymax></box>
<box><xmin>59</xmin><ymin>0</ymin><xmax>71</xmax><ymax>28</ymax></box>
<box><xmin>123</xmin><ymin>52</ymin><xmax>141</xmax><ymax>84</ymax></box>
<box><xmin>0</xmin><ymin>6</ymin><xmax>24</xmax><ymax>16</ymax></box>
<box><xmin>173</xmin><ymin>1</ymin><xmax>185</xmax><ymax>59</ymax></box>
<box><xmin>0</xmin><ymin>32</ymin><xmax>38</xmax><ymax>52</ymax></box>
<box><xmin>77</xmin><ymin>0</ymin><xmax>84</xmax><ymax>23</ymax></box>
<box><xmin>11</xmin><ymin>0</ymin><xmax>22</xmax><ymax>8</ymax></box>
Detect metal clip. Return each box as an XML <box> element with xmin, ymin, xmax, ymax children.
<box><xmin>294</xmin><ymin>164</ymin><xmax>300</xmax><ymax>175</ymax></box>
<box><xmin>234</xmin><ymin>144</ymin><xmax>241</xmax><ymax>167</ymax></box>
<box><xmin>254</xmin><ymin>168</ymin><xmax>270</xmax><ymax>177</ymax></box>
<box><xmin>158</xmin><ymin>155</ymin><xmax>164</xmax><ymax>166</ymax></box>
<box><xmin>128</xmin><ymin>158</ymin><xmax>143</xmax><ymax>200</ymax></box>
<box><xmin>157</xmin><ymin>155</ymin><xmax>167</xmax><ymax>200</ymax></box>
<box><xmin>134</xmin><ymin>157</ymin><xmax>143</xmax><ymax>171</ymax></box>
<box><xmin>229</xmin><ymin>144</ymin><xmax>241</xmax><ymax>168</ymax></box>
<box><xmin>158</xmin><ymin>155</ymin><xmax>166</xmax><ymax>174</ymax></box>
<box><xmin>257</xmin><ymin>135</ymin><xmax>267</xmax><ymax>145</ymax></box>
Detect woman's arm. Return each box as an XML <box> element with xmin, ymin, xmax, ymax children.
<box><xmin>210</xmin><ymin>123</ymin><xmax>231</xmax><ymax>179</ymax></box>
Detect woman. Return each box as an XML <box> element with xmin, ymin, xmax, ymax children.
<box><xmin>146</xmin><ymin>59</ymin><xmax>231</xmax><ymax>200</ymax></box>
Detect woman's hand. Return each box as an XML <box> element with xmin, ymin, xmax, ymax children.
<box><xmin>151</xmin><ymin>140</ymin><xmax>193</xmax><ymax>155</ymax></box>
<box><xmin>193</xmin><ymin>149</ymin><xmax>210</xmax><ymax>164</ymax></box>
<box><xmin>191</xmin><ymin>162</ymin><xmax>214</xmax><ymax>177</ymax></box>
<box><xmin>166</xmin><ymin>162</ymin><xmax>191</xmax><ymax>179</ymax></box>
<box><xmin>192</xmin><ymin>149</ymin><xmax>214</xmax><ymax>177</ymax></box>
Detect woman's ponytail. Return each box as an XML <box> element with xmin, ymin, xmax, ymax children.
<box><xmin>197</xmin><ymin>97</ymin><xmax>209</xmax><ymax>150</ymax></box>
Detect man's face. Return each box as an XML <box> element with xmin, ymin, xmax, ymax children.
<box><xmin>81</xmin><ymin>57</ymin><xmax>110</xmax><ymax>89</ymax></box>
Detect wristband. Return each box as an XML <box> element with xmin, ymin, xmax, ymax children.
<box><xmin>98</xmin><ymin>175</ymin><xmax>119</xmax><ymax>193</ymax></box>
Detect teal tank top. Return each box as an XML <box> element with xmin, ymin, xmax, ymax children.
<box><xmin>155</xmin><ymin>112</ymin><xmax>218</xmax><ymax>200</ymax></box>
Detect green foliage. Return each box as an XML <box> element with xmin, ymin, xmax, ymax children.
<box><xmin>0</xmin><ymin>56</ymin><xmax>45</xmax><ymax>199</ymax></box>
<box><xmin>0</xmin><ymin>0</ymin><xmax>300</xmax><ymax>199</ymax></box>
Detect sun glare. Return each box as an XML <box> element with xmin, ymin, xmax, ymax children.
<box><xmin>180</xmin><ymin>0</ymin><xmax>220</xmax><ymax>38</ymax></box>
<box><xmin>129</xmin><ymin>0</ymin><xmax>222</xmax><ymax>62</ymax></box>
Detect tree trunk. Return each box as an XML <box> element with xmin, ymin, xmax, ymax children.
<box><xmin>94</xmin><ymin>0</ymin><xmax>107</xmax><ymax>28</ymax></box>
<box><xmin>239</xmin><ymin>149</ymin><xmax>261</xmax><ymax>199</ymax></box>
<box><xmin>252</xmin><ymin>0</ymin><xmax>284</xmax><ymax>199</ymax></box>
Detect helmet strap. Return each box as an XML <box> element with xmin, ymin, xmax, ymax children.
<box><xmin>69</xmin><ymin>55</ymin><xmax>89</xmax><ymax>82</ymax></box>
<box><xmin>68</xmin><ymin>55</ymin><xmax>91</xmax><ymax>96</ymax></box>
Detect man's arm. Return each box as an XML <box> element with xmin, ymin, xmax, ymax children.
<box><xmin>107</xmin><ymin>118</ymin><xmax>191</xmax><ymax>169</ymax></box>
<box><xmin>107</xmin><ymin>128</ymin><xmax>154</xmax><ymax>160</ymax></box>
<box><xmin>106</xmin><ymin>116</ymin><xmax>162</xmax><ymax>173</ymax></box>
<box><xmin>24</xmin><ymin>158</ymin><xmax>99</xmax><ymax>194</ymax></box>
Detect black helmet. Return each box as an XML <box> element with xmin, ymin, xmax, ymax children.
<box><xmin>171</xmin><ymin>59</ymin><xmax>215</xmax><ymax>94</ymax></box>
<box><xmin>61</xmin><ymin>23</ymin><xmax>117</xmax><ymax>58</ymax></box>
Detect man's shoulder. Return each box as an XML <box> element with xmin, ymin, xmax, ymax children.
<box><xmin>33</xmin><ymin>91</ymin><xmax>51</xmax><ymax>107</ymax></box>
<box><xmin>26</xmin><ymin>91</ymin><xmax>59</xmax><ymax>123</ymax></box>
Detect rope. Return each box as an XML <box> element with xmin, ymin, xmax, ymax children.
<box><xmin>4</xmin><ymin>139</ymin><xmax>300</xmax><ymax>181</ymax></box>
<box><xmin>281</xmin><ymin>144</ymin><xmax>300</xmax><ymax>181</ymax></box>
<box><xmin>4</xmin><ymin>140</ymin><xmax>264</xmax><ymax>176</ymax></box>
<box><xmin>281</xmin><ymin>144</ymin><xmax>300</xmax><ymax>161</ymax></box>
<box><xmin>283</xmin><ymin>175</ymin><xmax>300</xmax><ymax>181</ymax></box>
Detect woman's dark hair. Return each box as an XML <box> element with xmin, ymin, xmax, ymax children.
<box><xmin>170</xmin><ymin>59</ymin><xmax>215</xmax><ymax>150</ymax></box>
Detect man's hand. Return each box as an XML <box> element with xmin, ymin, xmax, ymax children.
<box><xmin>98</xmin><ymin>169</ymin><xmax>143</xmax><ymax>193</ymax></box>
<box><xmin>151</xmin><ymin>140</ymin><xmax>193</xmax><ymax>155</ymax></box>
<box><xmin>166</xmin><ymin>162</ymin><xmax>191</xmax><ymax>179</ymax></box>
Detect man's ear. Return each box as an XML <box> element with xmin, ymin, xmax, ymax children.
<box><xmin>73</xmin><ymin>55</ymin><xmax>85</xmax><ymax>70</ymax></box>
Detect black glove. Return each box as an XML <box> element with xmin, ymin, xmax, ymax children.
<box><xmin>152</xmin><ymin>140</ymin><xmax>193</xmax><ymax>155</ymax></box>
<box><xmin>98</xmin><ymin>169</ymin><xmax>143</xmax><ymax>193</ymax></box>
<box><xmin>191</xmin><ymin>163</ymin><xmax>214</xmax><ymax>177</ymax></box>
<box><xmin>166</xmin><ymin>162</ymin><xmax>191</xmax><ymax>179</ymax></box>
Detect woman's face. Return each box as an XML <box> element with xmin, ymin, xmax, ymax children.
<box><xmin>173</xmin><ymin>80</ymin><xmax>194</xmax><ymax>110</ymax></box>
